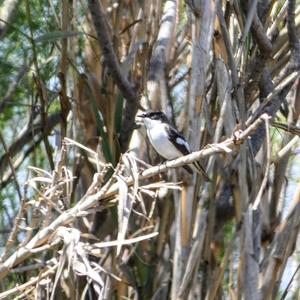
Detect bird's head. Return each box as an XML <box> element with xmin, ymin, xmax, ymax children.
<box><xmin>138</xmin><ymin>111</ymin><xmax>169</xmax><ymax>123</ymax></box>
<box><xmin>137</xmin><ymin>111</ymin><xmax>169</xmax><ymax>128</ymax></box>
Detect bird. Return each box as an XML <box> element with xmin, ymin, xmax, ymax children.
<box><xmin>138</xmin><ymin>111</ymin><xmax>211</xmax><ymax>181</ymax></box>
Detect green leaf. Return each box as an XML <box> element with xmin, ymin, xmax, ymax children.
<box><xmin>34</xmin><ymin>31</ymin><xmax>84</xmax><ymax>43</ymax></box>
<box><xmin>88</xmin><ymin>96</ymin><xmax>114</xmax><ymax>165</ymax></box>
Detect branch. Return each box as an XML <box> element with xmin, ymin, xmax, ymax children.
<box><xmin>0</xmin><ymin>170</ymin><xmax>116</xmax><ymax>280</ymax></box>
<box><xmin>0</xmin><ymin>63</ymin><xmax>30</xmax><ymax>113</ymax></box>
<box><xmin>0</xmin><ymin>265</ymin><xmax>57</xmax><ymax>299</ymax></box>
<box><xmin>87</xmin><ymin>0</ymin><xmax>137</xmax><ymax>104</ymax></box>
<box><xmin>217</xmin><ymin>1</ymin><xmax>244</xmax><ymax>122</ymax></box>
<box><xmin>103</xmin><ymin>113</ymin><xmax>270</xmax><ymax>201</ymax></box>
<box><xmin>248</xmin><ymin>67</ymin><xmax>295</xmax><ymax>156</ymax></box>
<box><xmin>251</xmin><ymin>12</ymin><xmax>272</xmax><ymax>53</ymax></box>
<box><xmin>246</xmin><ymin>70</ymin><xmax>299</xmax><ymax>126</ymax></box>
<box><xmin>0</xmin><ymin>113</ymin><xmax>269</xmax><ymax>280</ymax></box>
<box><xmin>235</xmin><ymin>0</ymin><xmax>258</xmax><ymax>66</ymax></box>
<box><xmin>241</xmin><ymin>0</ymin><xmax>273</xmax><ymax>98</ymax></box>
<box><xmin>287</xmin><ymin>0</ymin><xmax>300</xmax><ymax>69</ymax></box>
<box><xmin>0</xmin><ymin>136</ymin><xmax>43</xmax><ymax>190</ymax></box>
<box><xmin>259</xmin><ymin>181</ymin><xmax>300</xmax><ymax>299</ymax></box>
<box><xmin>143</xmin><ymin>114</ymin><xmax>269</xmax><ymax>173</ymax></box>
<box><xmin>0</xmin><ymin>132</ymin><xmax>22</xmax><ymax>202</ymax></box>
<box><xmin>0</xmin><ymin>113</ymin><xmax>60</xmax><ymax>175</ymax></box>
<box><xmin>87</xmin><ymin>0</ymin><xmax>140</xmax><ymax>151</ymax></box>
<box><xmin>280</xmin><ymin>262</ymin><xmax>300</xmax><ymax>300</ymax></box>
<box><xmin>147</xmin><ymin>0</ymin><xmax>178</xmax><ymax>114</ymax></box>
<box><xmin>188</xmin><ymin>0</ymin><xmax>217</xmax><ymax>154</ymax></box>
<box><xmin>33</xmin><ymin>76</ymin><xmax>55</xmax><ymax>170</ymax></box>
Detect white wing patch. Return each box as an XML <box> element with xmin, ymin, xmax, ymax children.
<box><xmin>176</xmin><ymin>137</ymin><xmax>191</xmax><ymax>152</ymax></box>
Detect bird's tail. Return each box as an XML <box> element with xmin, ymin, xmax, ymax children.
<box><xmin>182</xmin><ymin>162</ymin><xmax>211</xmax><ymax>182</ymax></box>
<box><xmin>192</xmin><ymin>161</ymin><xmax>211</xmax><ymax>182</ymax></box>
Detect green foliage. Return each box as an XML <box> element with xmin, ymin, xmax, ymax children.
<box><xmin>90</xmin><ymin>97</ymin><xmax>114</xmax><ymax>165</ymax></box>
<box><xmin>34</xmin><ymin>31</ymin><xmax>84</xmax><ymax>44</ymax></box>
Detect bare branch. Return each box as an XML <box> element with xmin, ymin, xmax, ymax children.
<box><xmin>0</xmin><ymin>113</ymin><xmax>60</xmax><ymax>179</ymax></box>
<box><xmin>147</xmin><ymin>0</ymin><xmax>178</xmax><ymax>114</ymax></box>
<box><xmin>0</xmin><ymin>113</ymin><xmax>269</xmax><ymax>280</ymax></box>
<box><xmin>280</xmin><ymin>262</ymin><xmax>300</xmax><ymax>300</ymax></box>
<box><xmin>0</xmin><ymin>63</ymin><xmax>30</xmax><ymax>113</ymax></box>
<box><xmin>259</xmin><ymin>181</ymin><xmax>300</xmax><ymax>299</ymax></box>
<box><xmin>0</xmin><ymin>266</ymin><xmax>57</xmax><ymax>300</ymax></box>
<box><xmin>87</xmin><ymin>0</ymin><xmax>140</xmax><ymax>151</ymax></box>
<box><xmin>0</xmin><ymin>132</ymin><xmax>22</xmax><ymax>202</ymax></box>
<box><xmin>104</xmin><ymin>113</ymin><xmax>270</xmax><ymax>201</ymax></box>
<box><xmin>87</xmin><ymin>0</ymin><xmax>137</xmax><ymax>104</ymax></box>
<box><xmin>287</xmin><ymin>0</ymin><xmax>300</xmax><ymax>69</ymax></box>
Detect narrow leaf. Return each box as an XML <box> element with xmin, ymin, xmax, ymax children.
<box><xmin>34</xmin><ymin>31</ymin><xmax>84</xmax><ymax>43</ymax></box>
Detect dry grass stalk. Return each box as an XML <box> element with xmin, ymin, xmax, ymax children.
<box><xmin>0</xmin><ymin>0</ymin><xmax>300</xmax><ymax>299</ymax></box>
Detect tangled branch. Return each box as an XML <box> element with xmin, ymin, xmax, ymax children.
<box><xmin>0</xmin><ymin>113</ymin><xmax>269</xmax><ymax>280</ymax></box>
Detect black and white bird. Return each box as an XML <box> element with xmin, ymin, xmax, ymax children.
<box><xmin>138</xmin><ymin>111</ymin><xmax>210</xmax><ymax>181</ymax></box>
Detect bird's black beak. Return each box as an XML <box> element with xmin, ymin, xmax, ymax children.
<box><xmin>137</xmin><ymin>113</ymin><xmax>146</xmax><ymax>118</ymax></box>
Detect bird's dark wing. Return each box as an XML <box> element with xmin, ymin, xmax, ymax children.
<box><xmin>167</xmin><ymin>126</ymin><xmax>211</xmax><ymax>181</ymax></box>
<box><xmin>183</xmin><ymin>165</ymin><xmax>193</xmax><ymax>174</ymax></box>
<box><xmin>167</xmin><ymin>126</ymin><xmax>191</xmax><ymax>155</ymax></box>
<box><xmin>193</xmin><ymin>161</ymin><xmax>211</xmax><ymax>181</ymax></box>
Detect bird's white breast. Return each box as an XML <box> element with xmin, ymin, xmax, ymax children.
<box><xmin>143</xmin><ymin>119</ymin><xmax>182</xmax><ymax>159</ymax></box>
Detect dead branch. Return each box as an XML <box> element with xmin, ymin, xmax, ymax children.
<box><xmin>0</xmin><ymin>265</ymin><xmax>57</xmax><ymax>300</ymax></box>
<box><xmin>0</xmin><ymin>63</ymin><xmax>30</xmax><ymax>113</ymax></box>
<box><xmin>287</xmin><ymin>0</ymin><xmax>300</xmax><ymax>68</ymax></box>
<box><xmin>87</xmin><ymin>0</ymin><xmax>140</xmax><ymax>151</ymax></box>
<box><xmin>147</xmin><ymin>0</ymin><xmax>178</xmax><ymax>113</ymax></box>
<box><xmin>0</xmin><ymin>113</ymin><xmax>269</xmax><ymax>280</ymax></box>
<box><xmin>0</xmin><ymin>113</ymin><xmax>60</xmax><ymax>179</ymax></box>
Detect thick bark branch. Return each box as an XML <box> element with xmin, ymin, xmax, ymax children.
<box><xmin>87</xmin><ymin>0</ymin><xmax>137</xmax><ymax>104</ymax></box>
<box><xmin>147</xmin><ymin>0</ymin><xmax>177</xmax><ymax>114</ymax></box>
<box><xmin>87</xmin><ymin>0</ymin><xmax>139</xmax><ymax>151</ymax></box>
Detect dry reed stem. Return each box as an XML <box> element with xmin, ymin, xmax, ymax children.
<box><xmin>0</xmin><ymin>113</ymin><xmax>269</xmax><ymax>281</ymax></box>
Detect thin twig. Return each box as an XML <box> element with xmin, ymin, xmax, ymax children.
<box><xmin>0</xmin><ymin>132</ymin><xmax>22</xmax><ymax>201</ymax></box>
<box><xmin>0</xmin><ymin>113</ymin><xmax>60</xmax><ymax>181</ymax></box>
<box><xmin>0</xmin><ymin>113</ymin><xmax>269</xmax><ymax>280</ymax></box>
<box><xmin>0</xmin><ymin>265</ymin><xmax>57</xmax><ymax>300</ymax></box>
<box><xmin>253</xmin><ymin>118</ymin><xmax>271</xmax><ymax>209</ymax></box>
<box><xmin>217</xmin><ymin>1</ymin><xmax>243</xmax><ymax>122</ymax></box>
<box><xmin>235</xmin><ymin>0</ymin><xmax>258</xmax><ymax>66</ymax></box>
<box><xmin>280</xmin><ymin>262</ymin><xmax>300</xmax><ymax>300</ymax></box>
<box><xmin>0</xmin><ymin>166</ymin><xmax>117</xmax><ymax>279</ymax></box>
<box><xmin>0</xmin><ymin>63</ymin><xmax>31</xmax><ymax>113</ymax></box>
<box><xmin>101</xmin><ymin>113</ymin><xmax>270</xmax><ymax>202</ymax></box>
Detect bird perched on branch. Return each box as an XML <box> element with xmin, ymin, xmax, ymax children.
<box><xmin>138</xmin><ymin>111</ymin><xmax>211</xmax><ymax>181</ymax></box>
